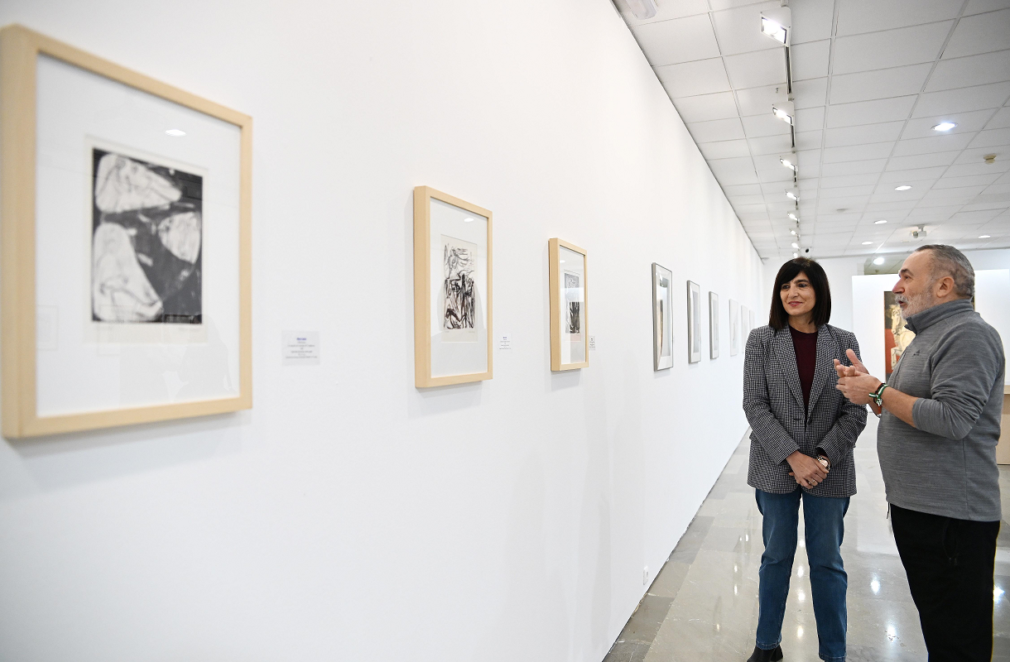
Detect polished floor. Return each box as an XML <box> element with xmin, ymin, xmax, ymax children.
<box><xmin>604</xmin><ymin>417</ymin><xmax>1010</xmax><ymax>661</ymax></box>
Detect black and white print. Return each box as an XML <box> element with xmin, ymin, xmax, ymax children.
<box><xmin>91</xmin><ymin>147</ymin><xmax>202</xmax><ymax>324</ymax></box>
<box><xmin>442</xmin><ymin>235</ymin><xmax>477</xmax><ymax>331</ymax></box>
<box><xmin>565</xmin><ymin>272</ymin><xmax>582</xmax><ymax>336</ymax></box>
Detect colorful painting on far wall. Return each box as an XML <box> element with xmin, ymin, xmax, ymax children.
<box><xmin>884</xmin><ymin>291</ymin><xmax>915</xmax><ymax>376</ymax></box>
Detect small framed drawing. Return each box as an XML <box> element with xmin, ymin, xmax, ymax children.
<box><xmin>687</xmin><ymin>281</ymin><xmax>702</xmax><ymax>364</ymax></box>
<box><xmin>729</xmin><ymin>299</ymin><xmax>740</xmax><ymax>356</ymax></box>
<box><xmin>1</xmin><ymin>25</ymin><xmax>252</xmax><ymax>438</ymax></box>
<box><xmin>549</xmin><ymin>239</ymin><xmax>588</xmax><ymax>371</ymax></box>
<box><xmin>413</xmin><ymin>186</ymin><xmax>492</xmax><ymax>387</ymax></box>
<box><xmin>652</xmin><ymin>263</ymin><xmax>673</xmax><ymax>370</ymax></box>
<box><xmin>709</xmin><ymin>292</ymin><xmax>720</xmax><ymax>360</ymax></box>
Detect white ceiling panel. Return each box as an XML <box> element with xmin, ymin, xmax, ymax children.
<box><xmin>825</xmin><ymin>96</ymin><xmax>917</xmax><ymax>128</ymax></box>
<box><xmin>986</xmin><ymin>107</ymin><xmax>1010</xmax><ymax>129</ymax></box>
<box><xmin>877</xmin><ymin>167</ymin><xmax>947</xmax><ymax>183</ymax></box>
<box><xmin>954</xmin><ymin>145</ymin><xmax>1010</xmax><ymax>164</ymax></box>
<box><xmin>829</xmin><ymin>64</ymin><xmax>933</xmax><ymax>104</ymax></box>
<box><xmin>656</xmin><ymin>58</ymin><xmax>732</xmax><ymax>97</ymax></box>
<box><xmin>632</xmin><ymin>14</ymin><xmax>721</xmax><ymax>67</ymax></box>
<box><xmin>819</xmin><ymin>174</ymin><xmax>883</xmax><ymax>188</ymax></box>
<box><xmin>900</xmin><ymin>109</ymin><xmax>997</xmax><ymax>139</ymax></box>
<box><xmin>722</xmin><ymin>183</ymin><xmax>764</xmax><ymax>197</ymax></box>
<box><xmin>968</xmin><ymin>127</ymin><xmax>1010</xmax><ymax>147</ymax></box>
<box><xmin>832</xmin><ymin>21</ymin><xmax>953</xmax><ymax>75</ymax></box>
<box><xmin>886</xmin><ymin>151</ymin><xmax>961</xmax><ymax>170</ymax></box>
<box><xmin>615</xmin><ymin>0</ymin><xmax>710</xmax><ymax>26</ymax></box>
<box><xmin>742</xmin><ymin>113</ymin><xmax>792</xmax><ymax>138</ymax></box>
<box><xmin>793</xmin><ymin>78</ymin><xmax>828</xmax><ymax>109</ymax></box>
<box><xmin>912</xmin><ymin>82</ymin><xmax>1010</xmax><ymax>117</ymax></box>
<box><xmin>925</xmin><ymin>50</ymin><xmax>1010</xmax><ymax>92</ymax></box>
<box><xmin>795</xmin><ymin>106</ymin><xmax>825</xmax><ymax>128</ymax></box>
<box><xmin>790</xmin><ymin>40</ymin><xmax>831</xmax><ymax>81</ymax></box>
<box><xmin>708</xmin><ymin>156</ymin><xmax>759</xmax><ymax>183</ymax></box>
<box><xmin>942</xmin><ymin>9</ymin><xmax>1010</xmax><ymax>57</ymax></box>
<box><xmin>735</xmin><ymin>84</ymin><xmax>789</xmax><ymax>116</ymax></box>
<box><xmin>821</xmin><ymin>143</ymin><xmax>896</xmax><ymax>163</ymax></box>
<box><xmin>835</xmin><ymin>0</ymin><xmax>962</xmax><ymax>35</ymax></box>
<box><xmin>795</xmin><ymin>130</ymin><xmax>823</xmax><ymax>149</ymax></box>
<box><xmin>820</xmin><ymin>159</ymin><xmax>888</xmax><ymax>176</ymax></box>
<box><xmin>891</xmin><ymin>133</ymin><xmax>975</xmax><ymax>156</ymax></box>
<box><xmin>791</xmin><ymin>0</ymin><xmax>835</xmax><ymax>43</ymax></box>
<box><xmin>945</xmin><ymin>161</ymin><xmax>1010</xmax><ymax>177</ymax></box>
<box><xmin>824</xmin><ymin>121</ymin><xmax>905</xmax><ymax>147</ymax></box>
<box><xmin>688</xmin><ymin>117</ymin><xmax>746</xmax><ymax>142</ymax></box>
<box><xmin>711</xmin><ymin>2</ymin><xmax>782</xmax><ymax>56</ymax></box>
<box><xmin>745</xmin><ymin>134</ymin><xmax>794</xmax><ymax>155</ymax></box>
<box><xmin>674</xmin><ymin>91</ymin><xmax>740</xmax><ymax>122</ymax></box>
<box><xmin>723</xmin><ymin>48</ymin><xmax>788</xmax><ymax>88</ymax></box>
<box><xmin>699</xmin><ymin>139</ymin><xmax>752</xmax><ymax>159</ymax></box>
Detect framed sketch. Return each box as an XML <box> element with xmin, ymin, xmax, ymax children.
<box><xmin>0</xmin><ymin>25</ymin><xmax>252</xmax><ymax>438</ymax></box>
<box><xmin>709</xmin><ymin>292</ymin><xmax>719</xmax><ymax>360</ymax></box>
<box><xmin>652</xmin><ymin>264</ymin><xmax>673</xmax><ymax>370</ymax></box>
<box><xmin>413</xmin><ymin>186</ymin><xmax>492</xmax><ymax>387</ymax></box>
<box><xmin>729</xmin><ymin>300</ymin><xmax>740</xmax><ymax>356</ymax></box>
<box><xmin>549</xmin><ymin>239</ymin><xmax>588</xmax><ymax>371</ymax></box>
<box><xmin>687</xmin><ymin>281</ymin><xmax>702</xmax><ymax>364</ymax></box>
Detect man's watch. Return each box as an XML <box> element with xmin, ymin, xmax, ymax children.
<box><xmin>870</xmin><ymin>382</ymin><xmax>888</xmax><ymax>407</ymax></box>
<box><xmin>817</xmin><ymin>455</ymin><xmax>830</xmax><ymax>469</ymax></box>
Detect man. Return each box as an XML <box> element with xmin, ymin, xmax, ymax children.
<box><xmin>834</xmin><ymin>244</ymin><xmax>1004</xmax><ymax>661</ymax></box>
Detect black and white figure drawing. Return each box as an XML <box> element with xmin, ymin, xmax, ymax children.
<box><xmin>565</xmin><ymin>272</ymin><xmax>582</xmax><ymax>337</ymax></box>
<box><xmin>687</xmin><ymin>281</ymin><xmax>702</xmax><ymax>364</ymax></box>
<box><xmin>442</xmin><ymin>235</ymin><xmax>477</xmax><ymax>331</ymax></box>
<box><xmin>709</xmin><ymin>292</ymin><xmax>720</xmax><ymax>360</ymax></box>
<box><xmin>652</xmin><ymin>263</ymin><xmax>673</xmax><ymax>370</ymax></box>
<box><xmin>91</xmin><ymin>147</ymin><xmax>202</xmax><ymax>324</ymax></box>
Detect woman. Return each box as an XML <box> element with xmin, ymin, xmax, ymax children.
<box><xmin>742</xmin><ymin>258</ymin><xmax>867</xmax><ymax>662</ymax></box>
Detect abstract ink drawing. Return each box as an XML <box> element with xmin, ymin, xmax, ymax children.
<box><xmin>91</xmin><ymin>148</ymin><xmax>202</xmax><ymax>324</ymax></box>
<box><xmin>565</xmin><ymin>272</ymin><xmax>581</xmax><ymax>335</ymax></box>
<box><xmin>442</xmin><ymin>236</ymin><xmax>477</xmax><ymax>330</ymax></box>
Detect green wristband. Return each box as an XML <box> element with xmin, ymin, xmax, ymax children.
<box><xmin>870</xmin><ymin>383</ymin><xmax>888</xmax><ymax>407</ymax></box>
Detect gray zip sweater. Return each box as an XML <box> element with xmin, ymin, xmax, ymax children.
<box><xmin>878</xmin><ymin>298</ymin><xmax>1005</xmax><ymax>521</ymax></box>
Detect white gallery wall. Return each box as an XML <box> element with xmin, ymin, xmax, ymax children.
<box><xmin>0</xmin><ymin>2</ymin><xmax>764</xmax><ymax>661</ymax></box>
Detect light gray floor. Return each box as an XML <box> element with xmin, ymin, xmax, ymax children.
<box><xmin>604</xmin><ymin>417</ymin><xmax>1010</xmax><ymax>661</ymax></box>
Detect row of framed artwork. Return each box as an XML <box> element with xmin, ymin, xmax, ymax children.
<box><xmin>413</xmin><ymin>186</ymin><xmax>757</xmax><ymax>388</ymax></box>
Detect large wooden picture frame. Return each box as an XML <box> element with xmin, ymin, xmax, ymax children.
<box><xmin>0</xmin><ymin>25</ymin><xmax>252</xmax><ymax>437</ymax></box>
<box><xmin>549</xmin><ymin>238</ymin><xmax>588</xmax><ymax>371</ymax></box>
<box><xmin>413</xmin><ymin>186</ymin><xmax>493</xmax><ymax>387</ymax></box>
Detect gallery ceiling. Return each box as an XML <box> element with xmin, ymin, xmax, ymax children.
<box><xmin>614</xmin><ymin>0</ymin><xmax>1010</xmax><ymax>261</ymax></box>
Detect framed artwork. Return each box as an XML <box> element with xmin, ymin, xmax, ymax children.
<box><xmin>729</xmin><ymin>300</ymin><xmax>740</xmax><ymax>356</ymax></box>
<box><xmin>884</xmin><ymin>291</ymin><xmax>914</xmax><ymax>377</ymax></box>
<box><xmin>0</xmin><ymin>25</ymin><xmax>252</xmax><ymax>438</ymax></box>
<box><xmin>413</xmin><ymin>186</ymin><xmax>492</xmax><ymax>387</ymax></box>
<box><xmin>652</xmin><ymin>263</ymin><xmax>673</xmax><ymax>370</ymax></box>
<box><xmin>687</xmin><ymin>280</ymin><xmax>702</xmax><ymax>364</ymax></box>
<box><xmin>549</xmin><ymin>239</ymin><xmax>588</xmax><ymax>371</ymax></box>
<box><xmin>741</xmin><ymin>305</ymin><xmax>751</xmax><ymax>342</ymax></box>
<box><xmin>709</xmin><ymin>292</ymin><xmax>719</xmax><ymax>360</ymax></box>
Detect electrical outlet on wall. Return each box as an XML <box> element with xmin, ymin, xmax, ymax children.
<box><xmin>643</xmin><ymin>566</ymin><xmax>649</xmax><ymax>586</ymax></box>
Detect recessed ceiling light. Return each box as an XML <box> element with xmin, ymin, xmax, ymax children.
<box><xmin>874</xmin><ymin>220</ymin><xmax>887</xmax><ymax>225</ymax></box>
<box><xmin>932</xmin><ymin>122</ymin><xmax>957</xmax><ymax>132</ymax></box>
<box><xmin>979</xmin><ymin>234</ymin><xmax>991</xmax><ymax>239</ymax></box>
<box><xmin>165</xmin><ymin>129</ymin><xmax>186</xmax><ymax>137</ymax></box>
<box><xmin>862</xmin><ymin>241</ymin><xmax>873</xmax><ymax>245</ymax></box>
<box><xmin>894</xmin><ymin>185</ymin><xmax>912</xmax><ymax>191</ymax></box>
<box><xmin>788</xmin><ymin>213</ymin><xmax>797</xmax><ymax>221</ymax></box>
<box><xmin>873</xmin><ymin>256</ymin><xmax>885</xmax><ymax>265</ymax></box>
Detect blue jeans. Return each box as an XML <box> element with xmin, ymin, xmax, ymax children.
<box><xmin>755</xmin><ymin>488</ymin><xmax>849</xmax><ymax>661</ymax></box>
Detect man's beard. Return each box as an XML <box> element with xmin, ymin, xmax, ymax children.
<box><xmin>895</xmin><ymin>288</ymin><xmax>936</xmax><ymax>318</ymax></box>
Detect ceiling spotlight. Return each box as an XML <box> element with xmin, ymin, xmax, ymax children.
<box><xmin>623</xmin><ymin>0</ymin><xmax>658</xmax><ymax>19</ymax></box>
<box><xmin>165</xmin><ymin>129</ymin><xmax>186</xmax><ymax>137</ymax></box>
<box><xmin>862</xmin><ymin>241</ymin><xmax>873</xmax><ymax>245</ymax></box>
<box><xmin>979</xmin><ymin>234</ymin><xmax>991</xmax><ymax>239</ymax></box>
<box><xmin>773</xmin><ymin>102</ymin><xmax>795</xmax><ymax>126</ymax></box>
<box><xmin>790</xmin><ymin>229</ymin><xmax>797</xmax><ymax>235</ymax></box>
<box><xmin>791</xmin><ymin>242</ymin><xmax>799</xmax><ymax>249</ymax></box>
<box><xmin>760</xmin><ymin>8</ymin><xmax>791</xmax><ymax>45</ymax></box>
<box><xmin>788</xmin><ymin>212</ymin><xmax>797</xmax><ymax>221</ymax></box>
<box><xmin>786</xmin><ymin>190</ymin><xmax>799</xmax><ymax>201</ymax></box>
<box><xmin>780</xmin><ymin>157</ymin><xmax>797</xmax><ymax>171</ymax></box>
<box><xmin>894</xmin><ymin>185</ymin><xmax>912</xmax><ymax>191</ymax></box>
<box><xmin>932</xmin><ymin>122</ymin><xmax>957</xmax><ymax>132</ymax></box>
<box><xmin>793</xmin><ymin>252</ymin><xmax>798</xmax><ymax>258</ymax></box>
<box><xmin>873</xmin><ymin>256</ymin><xmax>885</xmax><ymax>265</ymax></box>
<box><xmin>874</xmin><ymin>219</ymin><xmax>887</xmax><ymax>225</ymax></box>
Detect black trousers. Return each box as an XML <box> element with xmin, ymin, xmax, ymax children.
<box><xmin>890</xmin><ymin>503</ymin><xmax>1000</xmax><ymax>662</ymax></box>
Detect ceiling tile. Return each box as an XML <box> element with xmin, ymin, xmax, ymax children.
<box><xmin>724</xmin><ymin>48</ymin><xmax>788</xmax><ymax>88</ymax></box>
<box><xmin>824</xmin><ymin>121</ymin><xmax>905</xmax><ymax>147</ymax></box>
<box><xmin>945</xmin><ymin>161</ymin><xmax>1010</xmax><ymax>177</ymax></box>
<box><xmin>747</xmin><ymin>134</ymin><xmax>794</xmax><ymax>155</ymax></box>
<box><xmin>795</xmin><ymin>130</ymin><xmax>823</xmax><ymax>149</ymax></box>
<box><xmin>632</xmin><ymin>14</ymin><xmax>721</xmax><ymax>66</ymax></box>
<box><xmin>911</xmin><ymin>81</ymin><xmax>1010</xmax><ymax>117</ymax></box>
<box><xmin>943</xmin><ymin>9</ymin><xmax>1010</xmax><ymax>58</ymax></box>
<box><xmin>925</xmin><ymin>50</ymin><xmax>1010</xmax><ymax>91</ymax></box>
<box><xmin>901</xmin><ymin>108</ymin><xmax>997</xmax><ymax>138</ymax></box>
<box><xmin>825</xmin><ymin>96</ymin><xmax>917</xmax><ymax>128</ymax></box>
<box><xmin>791</xmin><ymin>0</ymin><xmax>835</xmax><ymax>43</ymax></box>
<box><xmin>968</xmin><ymin>127</ymin><xmax>1010</xmax><ymax>148</ymax></box>
<box><xmin>711</xmin><ymin>1</ymin><xmax>783</xmax><ymax>56</ymax></box>
<box><xmin>699</xmin><ymin>139</ymin><xmax>752</xmax><ymax>159</ymax></box>
<box><xmin>791</xmin><ymin>40</ymin><xmax>830</xmax><ymax>81</ymax></box>
<box><xmin>616</xmin><ymin>0</ymin><xmax>710</xmax><ymax>25</ymax></box>
<box><xmin>674</xmin><ymin>91</ymin><xmax>740</xmax><ymax>122</ymax></box>
<box><xmin>796</xmin><ymin>106</ymin><xmax>825</xmax><ymax>129</ymax></box>
<box><xmin>934</xmin><ymin>173</ymin><xmax>1004</xmax><ymax>188</ymax></box>
<box><xmin>793</xmin><ymin>78</ymin><xmax>828</xmax><ymax>109</ymax></box>
<box><xmin>887</xmin><ymin>151</ymin><xmax>961</xmax><ymax>170</ymax></box>
<box><xmin>833</xmin><ymin>21</ymin><xmax>953</xmax><ymax>75</ymax></box>
<box><xmin>829</xmin><ymin>64</ymin><xmax>933</xmax><ymax>104</ymax></box>
<box><xmin>820</xmin><ymin>159</ymin><xmax>888</xmax><ymax>176</ymax></box>
<box><xmin>709</xmin><ymin>156</ymin><xmax>759</xmax><ymax>183</ymax></box>
<box><xmin>822</xmin><ymin>143</ymin><xmax>897</xmax><ymax>163</ymax></box>
<box><xmin>657</xmin><ymin>58</ymin><xmax>732</xmax><ymax>97</ymax></box>
<box><xmin>965</xmin><ymin>0</ymin><xmax>1010</xmax><ymax>15</ymax></box>
<box><xmin>986</xmin><ymin>107</ymin><xmax>1010</xmax><ymax>129</ymax></box>
<box><xmin>878</xmin><ymin>167</ymin><xmax>949</xmax><ymax>182</ymax></box>
<box><xmin>689</xmin><ymin>117</ymin><xmax>747</xmax><ymax>142</ymax></box>
<box><xmin>723</xmin><ymin>184</ymin><xmax>764</xmax><ymax>196</ymax></box>
<box><xmin>742</xmin><ymin>114</ymin><xmax>792</xmax><ymax>138</ymax></box>
<box><xmin>735</xmin><ymin>84</ymin><xmax>789</xmax><ymax>116</ymax></box>
<box><xmin>819</xmin><ymin>174</ymin><xmax>883</xmax><ymax>188</ymax></box>
<box><xmin>835</xmin><ymin>0</ymin><xmax>962</xmax><ymax>36</ymax></box>
<box><xmin>891</xmin><ymin>133</ymin><xmax>974</xmax><ymax>156</ymax></box>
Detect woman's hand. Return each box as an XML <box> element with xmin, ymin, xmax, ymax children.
<box><xmin>786</xmin><ymin>450</ymin><xmax>828</xmax><ymax>489</ymax></box>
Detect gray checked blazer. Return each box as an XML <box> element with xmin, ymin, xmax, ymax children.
<box><xmin>743</xmin><ymin>324</ymin><xmax>868</xmax><ymax>497</ymax></box>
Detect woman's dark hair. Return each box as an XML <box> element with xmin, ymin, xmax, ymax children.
<box><xmin>768</xmin><ymin>258</ymin><xmax>831</xmax><ymax>330</ymax></box>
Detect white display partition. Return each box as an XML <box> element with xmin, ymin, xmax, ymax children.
<box><xmin>852</xmin><ymin>270</ymin><xmax>1010</xmax><ymax>384</ymax></box>
<box><xmin>35</xmin><ymin>54</ymin><xmax>243</xmax><ymax>416</ymax></box>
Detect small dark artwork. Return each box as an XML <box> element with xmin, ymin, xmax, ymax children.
<box><xmin>91</xmin><ymin>148</ymin><xmax>202</xmax><ymax>324</ymax></box>
<box><xmin>442</xmin><ymin>236</ymin><xmax>476</xmax><ymax>330</ymax></box>
<box><xmin>565</xmin><ymin>272</ymin><xmax>581</xmax><ymax>335</ymax></box>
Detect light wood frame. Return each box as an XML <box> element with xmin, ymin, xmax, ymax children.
<box><xmin>652</xmin><ymin>263</ymin><xmax>673</xmax><ymax>371</ymax></box>
<box><xmin>549</xmin><ymin>238</ymin><xmax>588</xmax><ymax>371</ymax></box>
<box><xmin>413</xmin><ymin>186</ymin><xmax>493</xmax><ymax>388</ymax></box>
<box><xmin>687</xmin><ymin>281</ymin><xmax>702</xmax><ymax>364</ymax></box>
<box><xmin>709</xmin><ymin>292</ymin><xmax>720</xmax><ymax>360</ymax></box>
<box><xmin>0</xmin><ymin>25</ymin><xmax>253</xmax><ymax>438</ymax></box>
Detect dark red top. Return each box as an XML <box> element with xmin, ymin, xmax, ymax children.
<box><xmin>789</xmin><ymin>325</ymin><xmax>818</xmax><ymax>411</ymax></box>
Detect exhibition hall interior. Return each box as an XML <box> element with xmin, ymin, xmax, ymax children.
<box><xmin>0</xmin><ymin>0</ymin><xmax>1008</xmax><ymax>660</ymax></box>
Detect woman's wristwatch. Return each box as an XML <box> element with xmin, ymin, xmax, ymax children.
<box><xmin>870</xmin><ymin>382</ymin><xmax>888</xmax><ymax>408</ymax></box>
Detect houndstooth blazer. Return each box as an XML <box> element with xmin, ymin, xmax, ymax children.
<box><xmin>743</xmin><ymin>324</ymin><xmax>868</xmax><ymax>497</ymax></box>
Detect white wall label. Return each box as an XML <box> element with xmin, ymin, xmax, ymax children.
<box><xmin>589</xmin><ymin>335</ymin><xmax>597</xmax><ymax>351</ymax></box>
<box><xmin>499</xmin><ymin>333</ymin><xmax>512</xmax><ymax>350</ymax></box>
<box><xmin>283</xmin><ymin>330</ymin><xmax>320</xmax><ymax>365</ymax></box>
